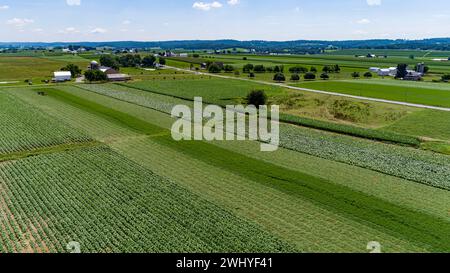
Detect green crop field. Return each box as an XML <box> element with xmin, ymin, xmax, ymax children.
<box><xmin>1</xmin><ymin>47</ymin><xmax>450</xmax><ymax>254</ymax></box>
<box><xmin>1</xmin><ymin>77</ymin><xmax>449</xmax><ymax>253</ymax></box>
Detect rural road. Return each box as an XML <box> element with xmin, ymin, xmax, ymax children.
<box><xmin>165</xmin><ymin>65</ymin><xmax>450</xmax><ymax>112</ymax></box>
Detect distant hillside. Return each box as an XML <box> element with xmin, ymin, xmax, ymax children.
<box><xmin>2</xmin><ymin>38</ymin><xmax>450</xmax><ymax>52</ymax></box>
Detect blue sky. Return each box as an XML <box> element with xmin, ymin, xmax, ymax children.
<box><xmin>0</xmin><ymin>0</ymin><xmax>449</xmax><ymax>42</ymax></box>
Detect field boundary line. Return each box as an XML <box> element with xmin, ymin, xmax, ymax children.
<box><xmin>165</xmin><ymin>66</ymin><xmax>450</xmax><ymax>112</ymax></box>
<box><xmin>0</xmin><ymin>141</ymin><xmax>100</xmax><ymax>163</ymax></box>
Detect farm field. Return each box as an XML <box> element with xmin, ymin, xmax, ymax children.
<box><xmin>0</xmin><ymin>79</ymin><xmax>450</xmax><ymax>252</ymax></box>
<box><xmin>292</xmin><ymin>80</ymin><xmax>450</xmax><ymax>108</ymax></box>
<box><xmin>1</xmin><ymin>49</ymin><xmax>450</xmax><ymax>254</ymax></box>
<box><xmin>192</xmin><ymin>53</ymin><xmax>450</xmax><ymax>76</ymax></box>
<box><xmin>0</xmin><ymin>55</ymin><xmax>89</xmax><ymax>83</ymax></box>
<box><xmin>325</xmin><ymin>49</ymin><xmax>450</xmax><ymax>58</ymax></box>
<box><xmin>67</xmin><ymin>83</ymin><xmax>450</xmax><ymax>190</ymax></box>
<box><xmin>120</xmin><ymin>78</ymin><xmax>450</xmax><ymax>144</ymax></box>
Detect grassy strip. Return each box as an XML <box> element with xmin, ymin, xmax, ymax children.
<box><xmin>0</xmin><ymin>141</ymin><xmax>100</xmax><ymax>163</ymax></box>
<box><xmin>34</xmin><ymin>88</ymin><xmax>164</xmax><ymax>136</ymax></box>
<box><xmin>44</xmin><ymin>86</ymin><xmax>450</xmax><ymax>252</ymax></box>
<box><xmin>118</xmin><ymin>82</ymin><xmax>421</xmax><ymax>147</ymax></box>
<box><xmin>280</xmin><ymin>113</ymin><xmax>421</xmax><ymax>147</ymax></box>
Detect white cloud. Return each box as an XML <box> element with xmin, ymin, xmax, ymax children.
<box><xmin>193</xmin><ymin>1</ymin><xmax>223</xmax><ymax>11</ymax></box>
<box><xmin>367</xmin><ymin>0</ymin><xmax>381</xmax><ymax>6</ymax></box>
<box><xmin>33</xmin><ymin>28</ymin><xmax>44</xmax><ymax>32</ymax></box>
<box><xmin>6</xmin><ymin>18</ymin><xmax>34</xmax><ymax>27</ymax></box>
<box><xmin>90</xmin><ymin>27</ymin><xmax>107</xmax><ymax>34</ymax></box>
<box><xmin>122</xmin><ymin>20</ymin><xmax>131</xmax><ymax>25</ymax></box>
<box><xmin>227</xmin><ymin>0</ymin><xmax>239</xmax><ymax>6</ymax></box>
<box><xmin>59</xmin><ymin>27</ymin><xmax>80</xmax><ymax>34</ymax></box>
<box><xmin>0</xmin><ymin>5</ymin><xmax>9</xmax><ymax>10</ymax></box>
<box><xmin>357</xmin><ymin>18</ymin><xmax>371</xmax><ymax>24</ymax></box>
<box><xmin>66</xmin><ymin>0</ymin><xmax>81</xmax><ymax>6</ymax></box>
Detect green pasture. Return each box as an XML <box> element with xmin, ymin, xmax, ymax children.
<box><xmin>292</xmin><ymin>80</ymin><xmax>450</xmax><ymax>108</ymax></box>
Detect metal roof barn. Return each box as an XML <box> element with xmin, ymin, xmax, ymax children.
<box><xmin>53</xmin><ymin>71</ymin><xmax>72</xmax><ymax>82</ymax></box>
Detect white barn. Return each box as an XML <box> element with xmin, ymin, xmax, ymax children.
<box><xmin>377</xmin><ymin>69</ymin><xmax>391</xmax><ymax>76</ymax></box>
<box><xmin>53</xmin><ymin>71</ymin><xmax>72</xmax><ymax>82</ymax></box>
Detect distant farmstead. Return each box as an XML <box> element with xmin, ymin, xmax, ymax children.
<box><xmin>53</xmin><ymin>71</ymin><xmax>72</xmax><ymax>82</ymax></box>
<box><xmin>88</xmin><ymin>60</ymin><xmax>131</xmax><ymax>82</ymax></box>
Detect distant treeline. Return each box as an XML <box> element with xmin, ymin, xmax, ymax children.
<box><xmin>3</xmin><ymin>38</ymin><xmax>450</xmax><ymax>52</ymax></box>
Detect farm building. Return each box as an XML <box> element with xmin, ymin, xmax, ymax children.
<box><xmin>376</xmin><ymin>67</ymin><xmax>397</xmax><ymax>77</ymax></box>
<box><xmin>53</xmin><ymin>71</ymin><xmax>72</xmax><ymax>82</ymax></box>
<box><xmin>377</xmin><ymin>69</ymin><xmax>391</xmax><ymax>76</ymax></box>
<box><xmin>404</xmin><ymin>71</ymin><xmax>423</xmax><ymax>81</ymax></box>
<box><xmin>369</xmin><ymin>67</ymin><xmax>380</xmax><ymax>73</ymax></box>
<box><xmin>107</xmin><ymin>74</ymin><xmax>132</xmax><ymax>82</ymax></box>
<box><xmin>388</xmin><ymin>67</ymin><xmax>398</xmax><ymax>76</ymax></box>
<box><xmin>88</xmin><ymin>60</ymin><xmax>131</xmax><ymax>82</ymax></box>
<box><xmin>99</xmin><ymin>66</ymin><xmax>119</xmax><ymax>74</ymax></box>
<box><xmin>89</xmin><ymin>60</ymin><xmax>100</xmax><ymax>70</ymax></box>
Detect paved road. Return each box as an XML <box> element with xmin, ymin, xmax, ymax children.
<box><xmin>165</xmin><ymin>66</ymin><xmax>450</xmax><ymax>112</ymax></box>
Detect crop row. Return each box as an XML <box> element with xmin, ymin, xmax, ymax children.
<box><xmin>75</xmin><ymin>83</ymin><xmax>189</xmax><ymax>115</ymax></box>
<box><xmin>279</xmin><ymin>124</ymin><xmax>450</xmax><ymax>190</ymax></box>
<box><xmin>0</xmin><ymin>93</ymin><xmax>92</xmax><ymax>155</ymax></box>
<box><xmin>0</xmin><ymin>146</ymin><xmax>292</xmax><ymax>253</ymax></box>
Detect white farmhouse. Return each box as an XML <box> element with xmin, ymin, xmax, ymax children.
<box><xmin>53</xmin><ymin>71</ymin><xmax>72</xmax><ymax>82</ymax></box>
<box><xmin>369</xmin><ymin>67</ymin><xmax>380</xmax><ymax>73</ymax></box>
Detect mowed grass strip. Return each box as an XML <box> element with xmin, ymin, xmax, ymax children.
<box><xmin>35</xmin><ymin>88</ymin><xmax>165</xmax><ymax>136</ymax></box>
<box><xmin>43</xmin><ymin>87</ymin><xmax>450</xmax><ymax>252</ymax></box>
<box><xmin>293</xmin><ymin>80</ymin><xmax>450</xmax><ymax>108</ymax></box>
<box><xmin>0</xmin><ymin>141</ymin><xmax>100</xmax><ymax>163</ymax></box>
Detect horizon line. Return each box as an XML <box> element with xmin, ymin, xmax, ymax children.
<box><xmin>2</xmin><ymin>37</ymin><xmax>450</xmax><ymax>44</ymax></box>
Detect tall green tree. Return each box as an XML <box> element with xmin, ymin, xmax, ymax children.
<box><xmin>246</xmin><ymin>90</ymin><xmax>267</xmax><ymax>107</ymax></box>
<box><xmin>396</xmin><ymin>64</ymin><xmax>408</xmax><ymax>79</ymax></box>
<box><xmin>61</xmin><ymin>64</ymin><xmax>81</xmax><ymax>78</ymax></box>
<box><xmin>273</xmin><ymin>73</ymin><xmax>286</xmax><ymax>82</ymax></box>
<box><xmin>100</xmin><ymin>55</ymin><xmax>120</xmax><ymax>70</ymax></box>
<box><xmin>142</xmin><ymin>55</ymin><xmax>157</xmax><ymax>67</ymax></box>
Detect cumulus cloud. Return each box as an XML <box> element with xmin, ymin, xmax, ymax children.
<box><xmin>227</xmin><ymin>0</ymin><xmax>239</xmax><ymax>5</ymax></box>
<box><xmin>357</xmin><ymin>18</ymin><xmax>371</xmax><ymax>24</ymax></box>
<box><xmin>90</xmin><ymin>27</ymin><xmax>107</xmax><ymax>34</ymax></box>
<box><xmin>59</xmin><ymin>27</ymin><xmax>80</xmax><ymax>34</ymax></box>
<box><xmin>0</xmin><ymin>5</ymin><xmax>9</xmax><ymax>10</ymax></box>
<box><xmin>6</xmin><ymin>18</ymin><xmax>34</xmax><ymax>27</ymax></box>
<box><xmin>193</xmin><ymin>1</ymin><xmax>223</xmax><ymax>11</ymax></box>
<box><xmin>366</xmin><ymin>0</ymin><xmax>381</xmax><ymax>6</ymax></box>
<box><xmin>66</xmin><ymin>0</ymin><xmax>81</xmax><ymax>6</ymax></box>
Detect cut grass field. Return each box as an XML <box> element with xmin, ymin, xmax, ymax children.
<box><xmin>292</xmin><ymin>80</ymin><xmax>450</xmax><ymax>108</ymax></box>
<box><xmin>0</xmin><ymin>55</ymin><xmax>89</xmax><ymax>83</ymax></box>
